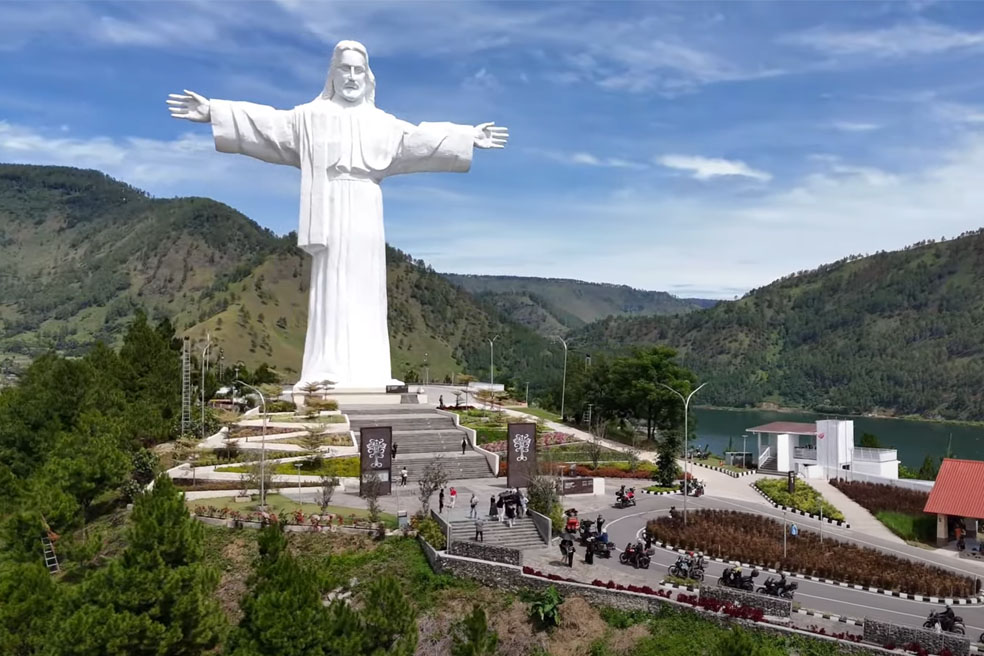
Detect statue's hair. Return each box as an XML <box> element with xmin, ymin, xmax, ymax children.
<box><xmin>319</xmin><ymin>40</ymin><xmax>375</xmax><ymax>105</ymax></box>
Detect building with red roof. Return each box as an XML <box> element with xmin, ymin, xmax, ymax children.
<box><xmin>924</xmin><ymin>458</ymin><xmax>984</xmax><ymax>546</ymax></box>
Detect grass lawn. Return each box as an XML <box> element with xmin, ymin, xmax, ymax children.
<box><xmin>690</xmin><ymin>455</ymin><xmax>747</xmax><ymax>474</ymax></box>
<box><xmin>876</xmin><ymin>511</ymin><xmax>937</xmax><ymax>545</ymax></box>
<box><xmin>645</xmin><ymin>485</ymin><xmax>679</xmax><ymax>493</ymax></box>
<box><xmin>509</xmin><ymin>405</ymin><xmax>561</xmax><ymax>422</ymax></box>
<box><xmin>754</xmin><ymin>478</ymin><xmax>844</xmax><ymax>521</ymax></box>
<box><xmin>188</xmin><ymin>493</ymin><xmax>398</xmax><ymax>528</ymax></box>
<box><xmin>216</xmin><ymin>456</ymin><xmax>361</xmax><ymax>477</ymax></box>
<box><xmin>270</xmin><ymin>435</ymin><xmax>353</xmax><ymax>447</ymax></box>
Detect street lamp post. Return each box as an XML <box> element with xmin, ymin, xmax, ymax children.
<box><xmin>555</xmin><ymin>337</ymin><xmax>568</xmax><ymax>422</ymax></box>
<box><xmin>235</xmin><ymin>380</ymin><xmax>267</xmax><ymax>509</ymax></box>
<box><xmin>525</xmin><ymin>381</ymin><xmax>529</xmax><ymax>407</ymax></box>
<box><xmin>658</xmin><ymin>381</ymin><xmax>708</xmax><ymax>526</ymax></box>
<box><xmin>201</xmin><ymin>334</ymin><xmax>211</xmax><ymax>440</ymax></box>
<box><xmin>424</xmin><ymin>352</ymin><xmax>429</xmax><ymax>386</ymax></box>
<box><xmin>488</xmin><ymin>335</ymin><xmax>499</xmax><ymax>389</ymax></box>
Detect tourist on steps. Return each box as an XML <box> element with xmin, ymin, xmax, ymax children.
<box><xmin>449</xmin><ymin>486</ymin><xmax>457</xmax><ymax>509</ymax></box>
<box><xmin>461</xmin><ymin>437</ymin><xmax>467</xmax><ymax>455</ymax></box>
<box><xmin>400</xmin><ymin>467</ymin><xmax>408</xmax><ymax>486</ymax></box>
<box><xmin>474</xmin><ymin>517</ymin><xmax>484</xmax><ymax>542</ymax></box>
<box><xmin>469</xmin><ymin>494</ymin><xmax>478</xmax><ymax>519</ymax></box>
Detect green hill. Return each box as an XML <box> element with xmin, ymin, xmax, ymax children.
<box><xmin>0</xmin><ymin>164</ymin><xmax>561</xmax><ymax>389</ymax></box>
<box><xmin>575</xmin><ymin>231</ymin><xmax>984</xmax><ymax>420</ymax></box>
<box><xmin>443</xmin><ymin>273</ymin><xmax>713</xmax><ymax>337</ymax></box>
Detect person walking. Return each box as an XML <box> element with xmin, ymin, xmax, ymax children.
<box><xmin>469</xmin><ymin>493</ymin><xmax>478</xmax><ymax>519</ymax></box>
<box><xmin>474</xmin><ymin>517</ymin><xmax>485</xmax><ymax>542</ymax></box>
<box><xmin>439</xmin><ymin>394</ymin><xmax>444</xmax><ymax>408</ymax></box>
<box><xmin>449</xmin><ymin>486</ymin><xmax>457</xmax><ymax>510</ymax></box>
<box><xmin>496</xmin><ymin>496</ymin><xmax>505</xmax><ymax>523</ymax></box>
<box><xmin>489</xmin><ymin>495</ymin><xmax>497</xmax><ymax>520</ymax></box>
<box><xmin>461</xmin><ymin>437</ymin><xmax>467</xmax><ymax>455</ymax></box>
<box><xmin>400</xmin><ymin>467</ymin><xmax>408</xmax><ymax>486</ymax></box>
<box><xmin>439</xmin><ymin>488</ymin><xmax>445</xmax><ymax>514</ymax></box>
<box><xmin>505</xmin><ymin>501</ymin><xmax>515</xmax><ymax>528</ymax></box>
<box><xmin>520</xmin><ymin>492</ymin><xmax>529</xmax><ymax>518</ymax></box>
<box><xmin>392</xmin><ymin>443</ymin><xmax>398</xmax><ymax>460</ymax></box>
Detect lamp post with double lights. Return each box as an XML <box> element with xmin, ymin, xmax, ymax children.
<box><xmin>658</xmin><ymin>381</ymin><xmax>708</xmax><ymax>526</ymax></box>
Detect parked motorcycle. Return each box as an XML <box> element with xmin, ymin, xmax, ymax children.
<box><xmin>718</xmin><ymin>565</ymin><xmax>759</xmax><ymax>591</ymax></box>
<box><xmin>924</xmin><ymin>608</ymin><xmax>965</xmax><ymax>634</ymax></box>
<box><xmin>578</xmin><ymin>519</ymin><xmax>597</xmax><ymax>545</ymax></box>
<box><xmin>586</xmin><ymin>536</ymin><xmax>615</xmax><ymax>558</ymax></box>
<box><xmin>756</xmin><ymin>575</ymin><xmax>798</xmax><ymax>599</ymax></box>
<box><xmin>614</xmin><ymin>487</ymin><xmax>637</xmax><ymax>509</ymax></box>
<box><xmin>619</xmin><ymin>542</ymin><xmax>652</xmax><ymax>569</ymax></box>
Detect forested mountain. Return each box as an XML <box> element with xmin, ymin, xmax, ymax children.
<box><xmin>575</xmin><ymin>231</ymin><xmax>984</xmax><ymax>420</ymax></box>
<box><xmin>0</xmin><ymin>164</ymin><xmax>562</xmax><ymax>390</ymax></box>
<box><xmin>443</xmin><ymin>273</ymin><xmax>713</xmax><ymax>337</ymax></box>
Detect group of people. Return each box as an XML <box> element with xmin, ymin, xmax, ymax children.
<box><xmin>473</xmin><ymin>488</ymin><xmax>529</xmax><ymax>541</ymax></box>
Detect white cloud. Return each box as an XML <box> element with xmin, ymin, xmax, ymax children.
<box><xmin>527</xmin><ymin>148</ymin><xmax>647</xmax><ymax>169</ymax></box>
<box><xmin>830</xmin><ymin>121</ymin><xmax>881</xmax><ymax>132</ymax></box>
<box><xmin>657</xmin><ymin>155</ymin><xmax>772</xmax><ymax>181</ymax></box>
<box><xmin>784</xmin><ymin>21</ymin><xmax>984</xmax><ymax>58</ymax></box>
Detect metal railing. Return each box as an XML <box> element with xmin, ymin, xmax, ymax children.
<box><xmin>853</xmin><ymin>447</ymin><xmax>898</xmax><ymax>463</ymax></box>
<box><xmin>793</xmin><ymin>447</ymin><xmax>818</xmax><ymax>461</ymax></box>
<box><xmin>758</xmin><ymin>446</ymin><xmax>771</xmax><ymax>466</ymax></box>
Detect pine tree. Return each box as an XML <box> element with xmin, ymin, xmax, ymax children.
<box><xmin>46</xmin><ymin>474</ymin><xmax>224</xmax><ymax>656</ymax></box>
<box><xmin>358</xmin><ymin>576</ymin><xmax>418</xmax><ymax>656</ymax></box>
<box><xmin>450</xmin><ymin>605</ymin><xmax>498</xmax><ymax>656</ymax></box>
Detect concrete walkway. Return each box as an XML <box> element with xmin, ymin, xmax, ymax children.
<box><xmin>808</xmin><ymin>478</ymin><xmax>905</xmax><ymax>544</ymax></box>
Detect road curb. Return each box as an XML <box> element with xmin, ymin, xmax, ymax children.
<box><xmin>750</xmin><ymin>482</ymin><xmax>852</xmax><ymax>528</ymax></box>
<box><xmin>690</xmin><ymin>461</ymin><xmax>756</xmax><ymax>478</ymax></box>
<box><xmin>655</xmin><ymin>540</ymin><xmax>981</xmax><ymax>605</ymax></box>
<box><xmin>640</xmin><ymin>489</ymin><xmax>677</xmax><ymax>496</ymax></box>
<box><xmin>794</xmin><ymin>608</ymin><xmax>863</xmax><ymax>626</ymax></box>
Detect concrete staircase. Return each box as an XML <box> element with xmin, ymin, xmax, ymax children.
<box><xmin>449</xmin><ymin>516</ymin><xmax>547</xmax><ymax>550</ymax></box>
<box><xmin>757</xmin><ymin>456</ymin><xmax>781</xmax><ymax>475</ymax></box>
<box><xmin>344</xmin><ymin>406</ymin><xmax>495</xmax><ymax>481</ymax></box>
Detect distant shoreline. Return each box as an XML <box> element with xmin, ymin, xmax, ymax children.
<box><xmin>695</xmin><ymin>404</ymin><xmax>984</xmax><ymax>429</ymax></box>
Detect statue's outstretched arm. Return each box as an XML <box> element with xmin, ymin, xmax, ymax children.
<box><xmin>166</xmin><ymin>90</ymin><xmax>211</xmax><ymax>123</ymax></box>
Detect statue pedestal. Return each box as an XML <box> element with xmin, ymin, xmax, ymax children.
<box><xmin>288</xmin><ymin>383</ymin><xmax>427</xmax><ymax>407</ymax></box>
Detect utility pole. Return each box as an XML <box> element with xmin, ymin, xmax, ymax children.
<box><xmin>181</xmin><ymin>336</ymin><xmax>191</xmax><ymax>437</ymax></box>
<box><xmin>236</xmin><ymin>380</ymin><xmax>267</xmax><ymax>509</ymax></box>
<box><xmin>659</xmin><ymin>381</ymin><xmax>708</xmax><ymax>526</ymax></box>
<box><xmin>201</xmin><ymin>334</ymin><xmax>211</xmax><ymax>440</ymax></box>
<box><xmin>783</xmin><ymin>509</ymin><xmax>788</xmax><ymax>558</ymax></box>
<box><xmin>555</xmin><ymin>337</ymin><xmax>568</xmax><ymax>421</ymax></box>
<box><xmin>488</xmin><ymin>335</ymin><xmax>499</xmax><ymax>389</ymax></box>
<box><xmin>525</xmin><ymin>381</ymin><xmax>530</xmax><ymax>406</ymax></box>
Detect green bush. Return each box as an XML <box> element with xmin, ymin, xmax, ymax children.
<box><xmin>529</xmin><ymin>586</ymin><xmax>563</xmax><ymax>627</ymax></box>
<box><xmin>754</xmin><ymin>478</ymin><xmax>844</xmax><ymax>521</ymax></box>
<box><xmin>413</xmin><ymin>517</ymin><xmax>447</xmax><ymax>550</ymax></box>
<box><xmin>304</xmin><ymin>398</ymin><xmax>339</xmax><ymax>411</ymax></box>
<box><xmin>266</xmin><ymin>399</ymin><xmax>295</xmax><ymax>412</ymax></box>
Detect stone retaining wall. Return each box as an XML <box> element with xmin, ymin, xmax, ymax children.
<box><xmin>448</xmin><ymin>541</ymin><xmax>522</xmax><ymax>566</ymax></box>
<box><xmin>863</xmin><ymin>619</ymin><xmax>969</xmax><ymax>656</ymax></box>
<box><xmin>698</xmin><ymin>585</ymin><xmax>792</xmax><ymax>618</ymax></box>
<box><xmin>433</xmin><ymin>549</ymin><xmax>892</xmax><ymax>655</ymax></box>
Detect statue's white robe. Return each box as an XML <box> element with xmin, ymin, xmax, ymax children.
<box><xmin>210</xmin><ymin>98</ymin><xmax>474</xmax><ymax>387</ymax></box>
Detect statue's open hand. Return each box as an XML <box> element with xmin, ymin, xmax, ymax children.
<box><xmin>167</xmin><ymin>90</ymin><xmax>211</xmax><ymax>123</ymax></box>
<box><xmin>473</xmin><ymin>122</ymin><xmax>508</xmax><ymax>149</ymax></box>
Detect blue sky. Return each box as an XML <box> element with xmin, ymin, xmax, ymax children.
<box><xmin>4</xmin><ymin>1</ymin><xmax>984</xmax><ymax>298</ymax></box>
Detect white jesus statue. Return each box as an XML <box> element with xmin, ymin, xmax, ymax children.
<box><xmin>167</xmin><ymin>40</ymin><xmax>508</xmax><ymax>392</ymax></box>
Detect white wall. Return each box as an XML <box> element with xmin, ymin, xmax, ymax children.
<box><xmin>816</xmin><ymin>419</ymin><xmax>853</xmax><ymax>469</ymax></box>
<box><xmin>852</xmin><ymin>459</ymin><xmax>899</xmax><ymax>479</ymax></box>
<box><xmin>776</xmin><ymin>433</ymin><xmax>792</xmax><ymax>472</ymax></box>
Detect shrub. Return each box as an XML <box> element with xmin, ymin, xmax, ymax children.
<box><xmin>414</xmin><ymin>516</ymin><xmax>447</xmax><ymax>550</ymax></box>
<box><xmin>528</xmin><ymin>586</ymin><xmax>563</xmax><ymax>627</ymax></box>
<box><xmin>754</xmin><ymin>478</ymin><xmax>844</xmax><ymax>521</ymax></box>
<box><xmin>829</xmin><ymin>479</ymin><xmax>928</xmax><ymax>514</ymax></box>
<box><xmin>645</xmin><ymin>509</ymin><xmax>973</xmax><ymax>598</ymax></box>
<box><xmin>266</xmin><ymin>399</ymin><xmax>296</xmax><ymax>412</ymax></box>
<box><xmin>304</xmin><ymin>398</ymin><xmax>338</xmax><ymax>411</ymax></box>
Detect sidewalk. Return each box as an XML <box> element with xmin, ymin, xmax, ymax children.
<box><xmin>808</xmin><ymin>479</ymin><xmax>904</xmax><ymax>544</ymax></box>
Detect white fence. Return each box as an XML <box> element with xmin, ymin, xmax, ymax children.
<box><xmin>853</xmin><ymin>447</ymin><xmax>898</xmax><ymax>463</ymax></box>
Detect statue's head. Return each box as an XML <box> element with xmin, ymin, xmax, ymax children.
<box><xmin>321</xmin><ymin>40</ymin><xmax>375</xmax><ymax>105</ymax></box>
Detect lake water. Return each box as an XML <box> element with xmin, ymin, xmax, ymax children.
<box><xmin>692</xmin><ymin>408</ymin><xmax>984</xmax><ymax>468</ymax></box>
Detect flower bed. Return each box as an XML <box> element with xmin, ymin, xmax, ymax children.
<box><xmin>482</xmin><ymin>432</ymin><xmax>575</xmax><ymax>453</ymax></box>
<box><xmin>520</xmin><ymin>566</ymin><xmax>673</xmax><ymax>599</ymax></box>
<box><xmin>226</xmin><ymin>425</ymin><xmax>300</xmax><ymax>439</ymax></box>
<box><xmin>192</xmin><ymin>504</ymin><xmax>375</xmax><ymax>529</ymax></box>
<box><xmin>645</xmin><ymin>509</ymin><xmax>974</xmax><ymax>598</ymax></box>
<box><xmin>754</xmin><ymin>478</ymin><xmax>844</xmax><ymax>521</ymax></box>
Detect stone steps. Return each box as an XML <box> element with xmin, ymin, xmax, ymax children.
<box><xmin>393</xmin><ymin>454</ymin><xmax>494</xmax><ymax>482</ymax></box>
<box><xmin>449</xmin><ymin>517</ymin><xmax>546</xmax><ymax>549</ymax></box>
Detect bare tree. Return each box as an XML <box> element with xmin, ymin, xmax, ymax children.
<box><xmin>362</xmin><ymin>472</ymin><xmax>384</xmax><ymax>523</ymax></box>
<box><xmin>585</xmin><ymin>437</ymin><xmax>604</xmax><ymax>470</ymax></box>
<box><xmin>625</xmin><ymin>445</ymin><xmax>642</xmax><ymax>472</ymax></box>
<box><xmin>317</xmin><ymin>473</ymin><xmax>339</xmax><ymax>513</ymax></box>
<box><xmin>417</xmin><ymin>457</ymin><xmax>449</xmax><ymax>516</ymax></box>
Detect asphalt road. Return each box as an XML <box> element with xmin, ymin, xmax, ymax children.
<box><xmin>592</xmin><ymin>492</ymin><xmax>984</xmax><ymax>640</ymax></box>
